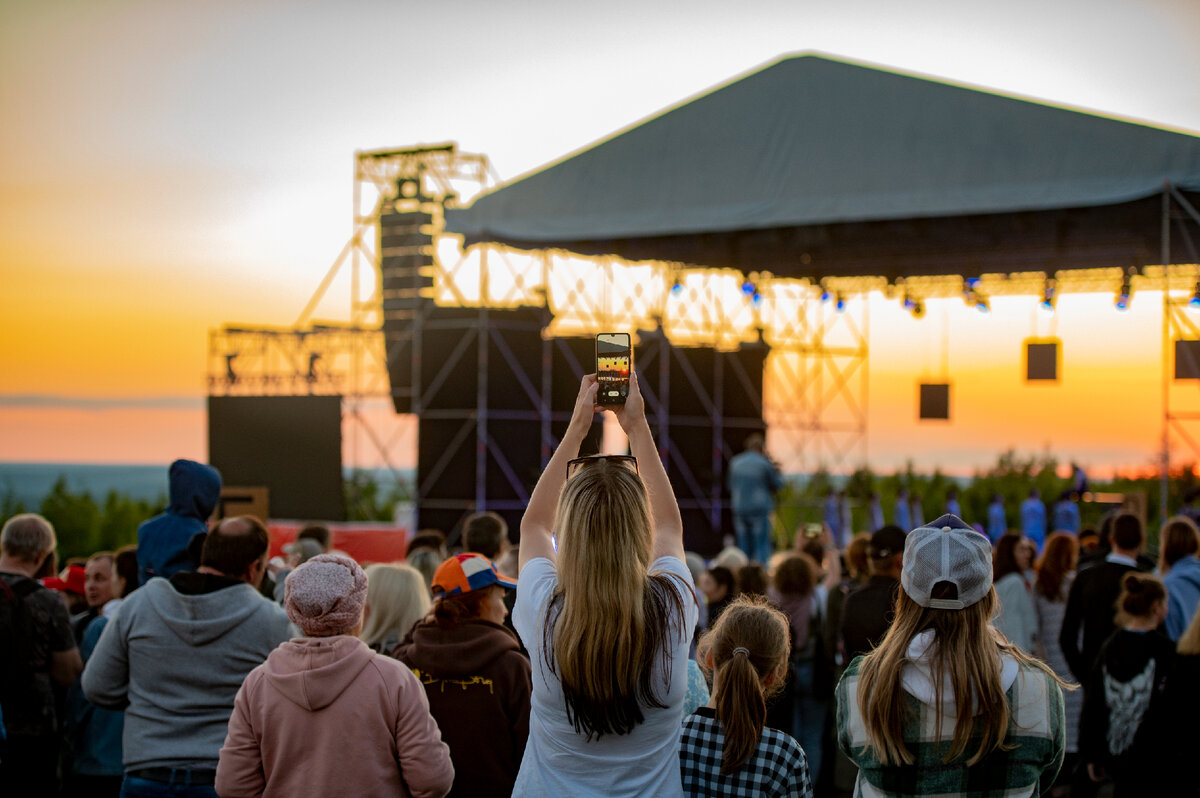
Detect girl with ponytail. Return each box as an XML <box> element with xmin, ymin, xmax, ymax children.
<box><xmin>1079</xmin><ymin>571</ymin><xmax>1179</xmax><ymax>795</ymax></box>
<box><xmin>680</xmin><ymin>595</ymin><xmax>813</xmax><ymax>797</ymax></box>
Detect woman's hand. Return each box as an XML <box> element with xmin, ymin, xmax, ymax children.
<box><xmin>568</xmin><ymin>374</ymin><xmax>599</xmax><ymax>435</ymax></box>
<box><xmin>611</xmin><ymin>371</ymin><xmax>646</xmax><ymax>434</ymax></box>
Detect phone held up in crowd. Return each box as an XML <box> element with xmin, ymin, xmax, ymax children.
<box><xmin>595</xmin><ymin>333</ymin><xmax>631</xmax><ymax>406</ymax></box>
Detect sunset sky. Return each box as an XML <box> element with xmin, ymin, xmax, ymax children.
<box><xmin>2</xmin><ymin>0</ymin><xmax>1200</xmax><ymax>477</ymax></box>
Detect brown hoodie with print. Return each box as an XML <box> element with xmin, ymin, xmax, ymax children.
<box><xmin>393</xmin><ymin>619</ymin><xmax>531</xmax><ymax>798</ymax></box>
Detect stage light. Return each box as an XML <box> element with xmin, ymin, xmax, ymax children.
<box><xmin>975</xmin><ymin>298</ymin><xmax>990</xmax><ymax>314</ymax></box>
<box><xmin>819</xmin><ymin>283</ymin><xmax>832</xmax><ymax>302</ymax></box>
<box><xmin>1041</xmin><ymin>279</ymin><xmax>1056</xmax><ymax>313</ymax></box>
<box><xmin>741</xmin><ymin>281</ymin><xmax>756</xmax><ymax>296</ymax></box>
<box><xmin>751</xmin><ymin>292</ymin><xmax>762</xmax><ymax>306</ymax></box>
<box><xmin>671</xmin><ymin>280</ymin><xmax>684</xmax><ymax>296</ymax></box>
<box><xmin>1115</xmin><ymin>272</ymin><xmax>1133</xmax><ymax>311</ymax></box>
<box><xmin>1189</xmin><ymin>280</ymin><xmax>1200</xmax><ymax>309</ymax></box>
<box><xmin>836</xmin><ymin>292</ymin><xmax>847</xmax><ymax>312</ymax></box>
<box><xmin>912</xmin><ymin>300</ymin><xmax>925</xmax><ymax>318</ymax></box>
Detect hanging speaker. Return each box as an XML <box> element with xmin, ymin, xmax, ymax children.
<box><xmin>1025</xmin><ymin>340</ymin><xmax>1060</xmax><ymax>381</ymax></box>
<box><xmin>918</xmin><ymin>383</ymin><xmax>950</xmax><ymax>420</ymax></box>
<box><xmin>1175</xmin><ymin>340</ymin><xmax>1200</xmax><ymax>380</ymax></box>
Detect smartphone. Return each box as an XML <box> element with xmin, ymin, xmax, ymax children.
<box><xmin>595</xmin><ymin>333</ymin><xmax>632</xmax><ymax>406</ymax></box>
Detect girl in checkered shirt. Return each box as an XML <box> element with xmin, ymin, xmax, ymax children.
<box><xmin>679</xmin><ymin>595</ymin><xmax>813</xmax><ymax>797</ymax></box>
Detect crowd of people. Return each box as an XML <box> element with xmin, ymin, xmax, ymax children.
<box><xmin>2</xmin><ymin>379</ymin><xmax>1199</xmax><ymax>796</ymax></box>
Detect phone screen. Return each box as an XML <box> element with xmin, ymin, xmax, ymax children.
<box><xmin>596</xmin><ymin>333</ymin><xmax>631</xmax><ymax>406</ymax></box>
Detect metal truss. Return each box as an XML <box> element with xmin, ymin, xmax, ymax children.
<box><xmin>1161</xmin><ymin>184</ymin><xmax>1200</xmax><ymax>517</ymax></box>
<box><xmin>211</xmin><ymin>141</ymin><xmax>1200</xmax><ymax>493</ymax></box>
<box><xmin>207</xmin><ymin>145</ymin><xmax>496</xmax><ymax>475</ymax></box>
<box><xmin>761</xmin><ymin>289</ymin><xmax>869</xmax><ymax>474</ymax></box>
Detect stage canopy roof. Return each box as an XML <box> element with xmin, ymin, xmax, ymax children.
<box><xmin>445</xmin><ymin>54</ymin><xmax>1200</xmax><ymax>279</ymax></box>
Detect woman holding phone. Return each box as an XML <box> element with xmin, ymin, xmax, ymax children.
<box><xmin>512</xmin><ymin>370</ymin><xmax>698</xmax><ymax>796</ymax></box>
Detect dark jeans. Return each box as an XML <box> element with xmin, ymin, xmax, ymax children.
<box><xmin>733</xmin><ymin>512</ymin><xmax>773</xmax><ymax>564</ymax></box>
<box><xmin>120</xmin><ymin>775</ymin><xmax>219</xmax><ymax>798</ymax></box>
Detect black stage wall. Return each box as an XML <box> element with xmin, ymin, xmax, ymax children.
<box><xmin>208</xmin><ymin>395</ymin><xmax>344</xmax><ymax>521</ymax></box>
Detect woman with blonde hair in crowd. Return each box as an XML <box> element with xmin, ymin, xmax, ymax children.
<box><xmin>358</xmin><ymin>562</ymin><xmax>431</xmax><ymax>654</ymax></box>
<box><xmin>836</xmin><ymin>515</ymin><xmax>1067</xmax><ymax>797</ymax></box>
<box><xmin>512</xmin><ymin>373</ymin><xmax>698</xmax><ymax>796</ymax></box>
<box><xmin>1158</xmin><ymin>514</ymin><xmax>1200</xmax><ymax>640</ymax></box>
<box><xmin>1079</xmin><ymin>572</ymin><xmax>1179</xmax><ymax>796</ymax></box>
<box><xmin>680</xmin><ymin>595</ymin><xmax>812</xmax><ymax>797</ymax></box>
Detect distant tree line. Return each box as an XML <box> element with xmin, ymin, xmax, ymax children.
<box><xmin>1</xmin><ymin>451</ymin><xmax>1193</xmax><ymax>563</ymax></box>
<box><xmin>773</xmin><ymin>449</ymin><xmax>1195</xmax><ymax>554</ymax></box>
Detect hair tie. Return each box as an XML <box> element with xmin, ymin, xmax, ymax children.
<box><xmin>732</xmin><ymin>646</ymin><xmax>750</xmax><ymax>658</ymax></box>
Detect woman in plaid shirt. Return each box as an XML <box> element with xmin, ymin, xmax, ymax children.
<box><xmin>679</xmin><ymin>595</ymin><xmax>813</xmax><ymax>797</ymax></box>
<box><xmin>836</xmin><ymin>515</ymin><xmax>1069</xmax><ymax>798</ymax></box>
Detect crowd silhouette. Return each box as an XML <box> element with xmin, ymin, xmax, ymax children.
<box><xmin>3</xmin><ymin>386</ymin><xmax>1200</xmax><ymax>797</ymax></box>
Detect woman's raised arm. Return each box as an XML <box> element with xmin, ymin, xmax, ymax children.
<box><xmin>519</xmin><ymin>374</ymin><xmax>598</xmax><ymax>571</ymax></box>
<box><xmin>612</xmin><ymin>372</ymin><xmax>684</xmax><ymax>562</ymax></box>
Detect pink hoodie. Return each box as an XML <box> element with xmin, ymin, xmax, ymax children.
<box><xmin>216</xmin><ymin>636</ymin><xmax>454</xmax><ymax>798</ymax></box>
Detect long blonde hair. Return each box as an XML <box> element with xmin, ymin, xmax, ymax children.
<box><xmin>359</xmin><ymin>563</ymin><xmax>430</xmax><ymax>651</ymax></box>
<box><xmin>545</xmin><ymin>458</ymin><xmax>685</xmax><ymax>739</ymax></box>
<box><xmin>856</xmin><ymin>585</ymin><xmax>1068</xmax><ymax>766</ymax></box>
<box><xmin>697</xmin><ymin>595</ymin><xmax>790</xmax><ymax>773</ymax></box>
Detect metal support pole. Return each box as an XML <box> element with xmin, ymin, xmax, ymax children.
<box><xmin>477</xmin><ymin>307</ymin><xmax>489</xmax><ymax>513</ymax></box>
<box><xmin>712</xmin><ymin>352</ymin><xmax>724</xmax><ymax>531</ymax></box>
<box><xmin>1162</xmin><ymin>184</ymin><xmax>1172</xmax><ymax>523</ymax></box>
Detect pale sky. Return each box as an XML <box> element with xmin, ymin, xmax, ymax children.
<box><xmin>2</xmin><ymin>0</ymin><xmax>1199</xmax><ymax>473</ymax></box>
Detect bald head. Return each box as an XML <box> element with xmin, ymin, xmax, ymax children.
<box><xmin>201</xmin><ymin>516</ymin><xmax>270</xmax><ymax>582</ymax></box>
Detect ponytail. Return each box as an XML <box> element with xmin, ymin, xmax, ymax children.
<box><xmin>697</xmin><ymin>595</ymin><xmax>790</xmax><ymax>774</ymax></box>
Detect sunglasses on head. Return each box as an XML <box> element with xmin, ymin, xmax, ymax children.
<box><xmin>566</xmin><ymin>454</ymin><xmax>639</xmax><ymax>480</ymax></box>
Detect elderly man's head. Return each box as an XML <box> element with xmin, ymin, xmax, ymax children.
<box><xmin>1</xmin><ymin>514</ymin><xmax>56</xmax><ymax>568</ymax></box>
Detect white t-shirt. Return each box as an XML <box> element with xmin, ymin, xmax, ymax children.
<box><xmin>513</xmin><ymin>555</ymin><xmax>699</xmax><ymax>797</ymax></box>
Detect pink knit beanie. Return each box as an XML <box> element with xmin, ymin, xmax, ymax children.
<box><xmin>284</xmin><ymin>553</ymin><xmax>368</xmax><ymax>636</ymax></box>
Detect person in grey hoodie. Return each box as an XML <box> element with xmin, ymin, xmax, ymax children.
<box><xmin>83</xmin><ymin>516</ymin><xmax>292</xmax><ymax>798</ymax></box>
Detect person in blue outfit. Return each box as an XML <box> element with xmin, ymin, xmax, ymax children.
<box><xmin>945</xmin><ymin>488</ymin><xmax>962</xmax><ymax>519</ymax></box>
<box><xmin>893</xmin><ymin>488</ymin><xmax>911</xmax><ymax>532</ymax></box>
<box><xmin>727</xmin><ymin>434</ymin><xmax>783</xmax><ymax>564</ymax></box>
<box><xmin>1052</xmin><ymin>491</ymin><xmax>1082</xmax><ymax>535</ymax></box>
<box><xmin>136</xmin><ymin>459</ymin><xmax>222</xmax><ymax>585</ymax></box>
<box><xmin>987</xmin><ymin>493</ymin><xmax>1008</xmax><ymax>544</ymax></box>
<box><xmin>824</xmin><ymin>490</ymin><xmax>843</xmax><ymax>550</ymax></box>
<box><xmin>1021</xmin><ymin>488</ymin><xmax>1047</xmax><ymax>552</ymax></box>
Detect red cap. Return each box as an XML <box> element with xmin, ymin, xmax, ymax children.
<box><xmin>44</xmin><ymin>564</ymin><xmax>86</xmax><ymax>595</ymax></box>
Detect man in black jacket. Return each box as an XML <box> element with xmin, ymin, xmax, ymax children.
<box><xmin>1060</xmin><ymin>512</ymin><xmax>1147</xmax><ymax>682</ymax></box>
<box><xmin>1059</xmin><ymin>511</ymin><xmax>1147</xmax><ymax>798</ymax></box>
<box><xmin>839</xmin><ymin>525</ymin><xmax>906</xmax><ymax>662</ymax></box>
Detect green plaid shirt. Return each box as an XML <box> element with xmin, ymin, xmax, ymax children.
<box><xmin>836</xmin><ymin>655</ymin><xmax>1064</xmax><ymax>797</ymax></box>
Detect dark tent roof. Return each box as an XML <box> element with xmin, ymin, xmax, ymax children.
<box><xmin>446</xmin><ymin>54</ymin><xmax>1200</xmax><ymax>278</ymax></box>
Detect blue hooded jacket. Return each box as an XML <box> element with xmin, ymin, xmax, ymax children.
<box><xmin>136</xmin><ymin>459</ymin><xmax>222</xmax><ymax>585</ymax></box>
<box><xmin>1164</xmin><ymin>554</ymin><xmax>1200</xmax><ymax>640</ymax></box>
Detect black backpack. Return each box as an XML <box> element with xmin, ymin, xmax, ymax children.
<box><xmin>0</xmin><ymin>576</ymin><xmax>41</xmax><ymax>731</ymax></box>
